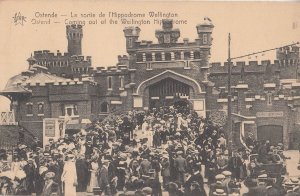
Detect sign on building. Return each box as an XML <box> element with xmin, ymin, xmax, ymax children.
<box><xmin>43</xmin><ymin>118</ymin><xmax>66</xmax><ymax>147</ymax></box>
<box><xmin>256</xmin><ymin>112</ymin><xmax>284</xmax><ymax>118</ymax></box>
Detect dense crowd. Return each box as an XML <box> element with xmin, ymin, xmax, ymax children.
<box><xmin>0</xmin><ymin>104</ymin><xmax>298</xmax><ymax>196</ymax></box>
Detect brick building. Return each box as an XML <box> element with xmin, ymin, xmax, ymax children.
<box><xmin>1</xmin><ymin>19</ymin><xmax>300</xmax><ymax>149</ymax></box>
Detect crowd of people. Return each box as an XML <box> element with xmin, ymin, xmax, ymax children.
<box><xmin>0</xmin><ymin>104</ymin><xmax>298</xmax><ymax>196</ymax></box>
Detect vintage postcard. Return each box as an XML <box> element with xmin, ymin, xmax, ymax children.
<box><xmin>0</xmin><ymin>1</ymin><xmax>300</xmax><ymax>195</ymax></box>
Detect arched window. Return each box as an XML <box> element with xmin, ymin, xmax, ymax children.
<box><xmin>100</xmin><ymin>102</ymin><xmax>109</xmax><ymax>113</ymax></box>
<box><xmin>26</xmin><ymin>103</ymin><xmax>33</xmax><ymax>116</ymax></box>
<box><xmin>37</xmin><ymin>102</ymin><xmax>44</xmax><ymax>115</ymax></box>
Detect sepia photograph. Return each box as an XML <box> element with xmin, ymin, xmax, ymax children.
<box><xmin>0</xmin><ymin>0</ymin><xmax>300</xmax><ymax>195</ymax></box>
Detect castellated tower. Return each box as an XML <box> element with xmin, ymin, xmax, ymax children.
<box><xmin>67</xmin><ymin>24</ymin><xmax>83</xmax><ymax>56</ymax></box>
<box><xmin>123</xmin><ymin>26</ymin><xmax>141</xmax><ymax>53</ymax></box>
<box><xmin>196</xmin><ymin>17</ymin><xmax>214</xmax><ymax>46</ymax></box>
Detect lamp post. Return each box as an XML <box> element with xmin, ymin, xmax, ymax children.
<box><xmin>226</xmin><ymin>35</ymin><xmax>299</xmax><ymax>154</ymax></box>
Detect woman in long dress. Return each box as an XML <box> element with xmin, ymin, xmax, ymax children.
<box><xmin>61</xmin><ymin>154</ymin><xmax>77</xmax><ymax>196</ymax></box>
<box><xmin>87</xmin><ymin>160</ymin><xmax>99</xmax><ymax>192</ymax></box>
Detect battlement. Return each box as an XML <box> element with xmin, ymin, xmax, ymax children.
<box><xmin>123</xmin><ymin>26</ymin><xmax>141</xmax><ymax>37</ymax></box>
<box><xmin>95</xmin><ymin>65</ymin><xmax>128</xmax><ymax>74</ymax></box>
<box><xmin>209</xmin><ymin>60</ymin><xmax>283</xmax><ymax>74</ymax></box>
<box><xmin>70</xmin><ymin>55</ymin><xmax>91</xmax><ymax>62</ymax></box>
<box><xmin>117</xmin><ymin>55</ymin><xmax>129</xmax><ymax>65</ymax></box>
<box><xmin>33</xmin><ymin>50</ymin><xmax>70</xmax><ymax>59</ymax></box>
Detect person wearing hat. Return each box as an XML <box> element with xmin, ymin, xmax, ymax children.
<box><xmin>98</xmin><ymin>160</ymin><xmax>111</xmax><ymax>195</ymax></box>
<box><xmin>209</xmin><ymin>174</ymin><xmax>227</xmax><ymax>196</ymax></box>
<box><xmin>185</xmin><ymin>167</ymin><xmax>206</xmax><ymax>196</ymax></box>
<box><xmin>42</xmin><ymin>172</ymin><xmax>61</xmax><ymax>196</ymax></box>
<box><xmin>23</xmin><ymin>158</ymin><xmax>36</xmax><ymax>195</ymax></box>
<box><xmin>61</xmin><ymin>154</ymin><xmax>77</xmax><ymax>196</ymax></box>
<box><xmin>161</xmin><ymin>155</ymin><xmax>170</xmax><ymax>189</ymax></box>
<box><xmin>174</xmin><ymin>150</ymin><xmax>187</xmax><ymax>185</ymax></box>
<box><xmin>75</xmin><ymin>154</ymin><xmax>89</xmax><ymax>192</ymax></box>
<box><xmin>228</xmin><ymin>151</ymin><xmax>243</xmax><ymax>181</ymax></box>
<box><xmin>212</xmin><ymin>189</ymin><xmax>226</xmax><ymax>196</ymax></box>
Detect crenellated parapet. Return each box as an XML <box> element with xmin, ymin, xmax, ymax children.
<box><xmin>95</xmin><ymin>65</ymin><xmax>129</xmax><ymax>75</ymax></box>
<box><xmin>209</xmin><ymin>60</ymin><xmax>281</xmax><ymax>75</ymax></box>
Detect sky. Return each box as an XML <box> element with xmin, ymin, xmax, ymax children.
<box><xmin>0</xmin><ymin>0</ymin><xmax>300</xmax><ymax>110</ymax></box>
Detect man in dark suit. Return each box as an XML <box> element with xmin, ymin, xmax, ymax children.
<box><xmin>174</xmin><ymin>151</ymin><xmax>187</xmax><ymax>185</ymax></box>
<box><xmin>185</xmin><ymin>168</ymin><xmax>206</xmax><ymax>196</ymax></box>
<box><xmin>98</xmin><ymin>160</ymin><xmax>110</xmax><ymax>195</ymax></box>
<box><xmin>42</xmin><ymin>172</ymin><xmax>61</xmax><ymax>196</ymax></box>
<box><xmin>76</xmin><ymin>154</ymin><xmax>89</xmax><ymax>192</ymax></box>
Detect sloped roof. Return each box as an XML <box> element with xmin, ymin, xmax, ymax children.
<box><xmin>25</xmin><ymin>72</ymin><xmax>66</xmax><ymax>84</ymax></box>
<box><xmin>1</xmin><ymin>85</ymin><xmax>31</xmax><ymax>94</ymax></box>
<box><xmin>1</xmin><ymin>72</ymin><xmax>67</xmax><ymax>94</ymax></box>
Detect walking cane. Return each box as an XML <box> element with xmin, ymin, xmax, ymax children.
<box><xmin>61</xmin><ymin>181</ymin><xmax>64</xmax><ymax>196</ymax></box>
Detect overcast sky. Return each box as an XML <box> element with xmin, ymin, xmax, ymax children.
<box><xmin>0</xmin><ymin>0</ymin><xmax>300</xmax><ymax>110</ymax></box>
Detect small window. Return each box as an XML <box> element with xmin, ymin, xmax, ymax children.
<box><xmin>267</xmin><ymin>94</ymin><xmax>272</xmax><ymax>105</ymax></box>
<box><xmin>37</xmin><ymin>103</ymin><xmax>44</xmax><ymax>115</ymax></box>
<box><xmin>174</xmin><ymin>52</ymin><xmax>181</xmax><ymax>60</ymax></box>
<box><xmin>26</xmin><ymin>103</ymin><xmax>33</xmax><ymax>116</ymax></box>
<box><xmin>101</xmin><ymin>102</ymin><xmax>109</xmax><ymax>113</ymax></box>
<box><xmin>120</xmin><ymin>76</ymin><xmax>124</xmax><ymax>89</ymax></box>
<box><xmin>128</xmin><ymin>38</ymin><xmax>133</xmax><ymax>48</ymax></box>
<box><xmin>165</xmin><ymin>52</ymin><xmax>171</xmax><ymax>61</ymax></box>
<box><xmin>155</xmin><ymin>53</ymin><xmax>162</xmax><ymax>61</ymax></box>
<box><xmin>203</xmin><ymin>34</ymin><xmax>208</xmax><ymax>44</ymax></box>
<box><xmin>146</xmin><ymin>53</ymin><xmax>152</xmax><ymax>61</ymax></box>
<box><xmin>194</xmin><ymin>51</ymin><xmax>201</xmax><ymax>59</ymax></box>
<box><xmin>137</xmin><ymin>54</ymin><xmax>143</xmax><ymax>62</ymax></box>
<box><xmin>184</xmin><ymin>52</ymin><xmax>190</xmax><ymax>60</ymax></box>
<box><xmin>108</xmin><ymin>76</ymin><xmax>112</xmax><ymax>90</ymax></box>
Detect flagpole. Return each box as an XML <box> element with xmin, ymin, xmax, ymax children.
<box><xmin>227</xmin><ymin>33</ymin><xmax>233</xmax><ymax>154</ymax></box>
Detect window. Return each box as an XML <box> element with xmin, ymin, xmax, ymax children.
<box><xmin>267</xmin><ymin>94</ymin><xmax>272</xmax><ymax>105</ymax></box>
<box><xmin>203</xmin><ymin>34</ymin><xmax>208</xmax><ymax>44</ymax></box>
<box><xmin>165</xmin><ymin>52</ymin><xmax>171</xmax><ymax>61</ymax></box>
<box><xmin>37</xmin><ymin>102</ymin><xmax>44</xmax><ymax>116</ymax></box>
<box><xmin>100</xmin><ymin>102</ymin><xmax>109</xmax><ymax>113</ymax></box>
<box><xmin>136</xmin><ymin>54</ymin><xmax>143</xmax><ymax>62</ymax></box>
<box><xmin>174</xmin><ymin>52</ymin><xmax>181</xmax><ymax>60</ymax></box>
<box><xmin>128</xmin><ymin>38</ymin><xmax>133</xmax><ymax>48</ymax></box>
<box><xmin>26</xmin><ymin>103</ymin><xmax>33</xmax><ymax>116</ymax></box>
<box><xmin>108</xmin><ymin>76</ymin><xmax>112</xmax><ymax>90</ymax></box>
<box><xmin>146</xmin><ymin>53</ymin><xmax>152</xmax><ymax>61</ymax></box>
<box><xmin>184</xmin><ymin>52</ymin><xmax>190</xmax><ymax>60</ymax></box>
<box><xmin>194</xmin><ymin>51</ymin><xmax>201</xmax><ymax>59</ymax></box>
<box><xmin>61</xmin><ymin>104</ymin><xmax>79</xmax><ymax>117</ymax></box>
<box><xmin>119</xmin><ymin>76</ymin><xmax>124</xmax><ymax>89</ymax></box>
<box><xmin>155</xmin><ymin>53</ymin><xmax>162</xmax><ymax>61</ymax></box>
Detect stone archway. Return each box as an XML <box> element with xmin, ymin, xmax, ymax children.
<box><xmin>133</xmin><ymin>70</ymin><xmax>206</xmax><ymax>117</ymax></box>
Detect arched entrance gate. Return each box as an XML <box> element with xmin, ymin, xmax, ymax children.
<box><xmin>133</xmin><ymin>70</ymin><xmax>206</xmax><ymax>117</ymax></box>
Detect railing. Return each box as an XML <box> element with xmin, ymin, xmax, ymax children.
<box><xmin>0</xmin><ymin>111</ymin><xmax>18</xmax><ymax>125</ymax></box>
